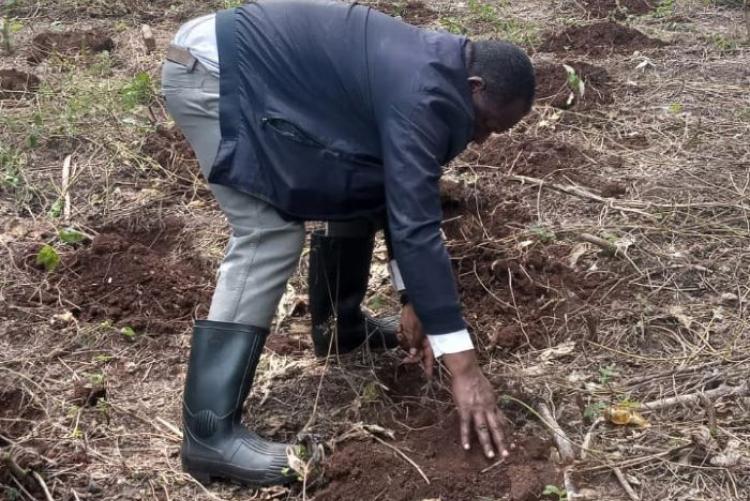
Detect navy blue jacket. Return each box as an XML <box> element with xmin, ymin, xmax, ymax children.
<box><xmin>213</xmin><ymin>0</ymin><xmax>475</xmax><ymax>335</ymax></box>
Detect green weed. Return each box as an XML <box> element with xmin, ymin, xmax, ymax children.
<box><xmin>120</xmin><ymin>326</ymin><xmax>137</xmax><ymax>341</ymax></box>
<box><xmin>543</xmin><ymin>484</ymin><xmax>567</xmax><ymax>500</ymax></box>
<box><xmin>598</xmin><ymin>364</ymin><xmax>618</xmax><ymax>385</ymax></box>
<box><xmin>654</xmin><ymin>0</ymin><xmax>675</xmax><ymax>18</ymax></box>
<box><xmin>0</xmin><ymin>145</ymin><xmax>24</xmax><ymax>189</ymax></box>
<box><xmin>584</xmin><ymin>401</ymin><xmax>607</xmax><ymax>420</ymax></box>
<box><xmin>36</xmin><ymin>244</ymin><xmax>60</xmax><ymax>272</ymax></box>
<box><xmin>121</xmin><ymin>72</ymin><xmax>154</xmax><ymax>109</ymax></box>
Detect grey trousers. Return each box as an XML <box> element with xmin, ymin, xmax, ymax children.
<box><xmin>161</xmin><ymin>61</ymin><xmax>305</xmax><ymax>329</ymax></box>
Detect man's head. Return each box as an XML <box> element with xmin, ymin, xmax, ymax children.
<box><xmin>466</xmin><ymin>40</ymin><xmax>535</xmax><ymax>143</ymax></box>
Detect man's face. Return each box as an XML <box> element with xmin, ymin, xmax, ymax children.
<box><xmin>469</xmin><ymin>78</ymin><xmax>529</xmax><ymax>144</ymax></box>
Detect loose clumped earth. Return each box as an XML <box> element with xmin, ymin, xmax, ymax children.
<box><xmin>539</xmin><ymin>21</ymin><xmax>665</xmax><ymax>56</ymax></box>
<box><xmin>2</xmin><ymin>1</ymin><xmax>750</xmax><ymax>501</ymax></box>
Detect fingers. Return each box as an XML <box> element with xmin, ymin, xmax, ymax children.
<box><xmin>473</xmin><ymin>412</ymin><xmax>496</xmax><ymax>459</ymax></box>
<box><xmin>486</xmin><ymin>410</ymin><xmax>509</xmax><ymax>457</ymax></box>
<box><xmin>459</xmin><ymin>409</ymin><xmax>471</xmax><ymax>451</ymax></box>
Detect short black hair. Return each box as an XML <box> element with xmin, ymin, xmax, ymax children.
<box><xmin>468</xmin><ymin>40</ymin><xmax>535</xmax><ymax>112</ymax></box>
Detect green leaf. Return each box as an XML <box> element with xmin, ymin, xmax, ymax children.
<box><xmin>36</xmin><ymin>244</ymin><xmax>60</xmax><ymax>272</ymax></box>
<box><xmin>563</xmin><ymin>64</ymin><xmax>585</xmax><ymax>98</ymax></box>
<box><xmin>59</xmin><ymin>227</ymin><xmax>86</xmax><ymax>245</ymax></box>
<box><xmin>49</xmin><ymin>198</ymin><xmax>63</xmax><ymax>218</ymax></box>
<box><xmin>121</xmin><ymin>72</ymin><xmax>153</xmax><ymax>109</ymax></box>
<box><xmin>120</xmin><ymin>326</ymin><xmax>136</xmax><ymax>340</ymax></box>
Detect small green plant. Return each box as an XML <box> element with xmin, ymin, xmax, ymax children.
<box><xmin>598</xmin><ymin>364</ymin><xmax>618</xmax><ymax>385</ymax></box>
<box><xmin>529</xmin><ymin>224</ymin><xmax>556</xmax><ymax>244</ymax></box>
<box><xmin>36</xmin><ymin>244</ymin><xmax>60</xmax><ymax>272</ymax></box>
<box><xmin>668</xmin><ymin>102</ymin><xmax>683</xmax><ymax>114</ymax></box>
<box><xmin>120</xmin><ymin>326</ymin><xmax>136</xmax><ymax>341</ymax></box>
<box><xmin>711</xmin><ymin>34</ymin><xmax>737</xmax><ymax>53</ymax></box>
<box><xmin>0</xmin><ymin>146</ymin><xmax>24</xmax><ymax>189</ymax></box>
<box><xmin>87</xmin><ymin>372</ymin><xmax>105</xmax><ymax>385</ymax></box>
<box><xmin>1</xmin><ymin>2</ymin><xmax>23</xmax><ymax>55</ymax></box>
<box><xmin>583</xmin><ymin>401</ymin><xmax>607</xmax><ymax>420</ymax></box>
<box><xmin>439</xmin><ymin>16</ymin><xmax>466</xmax><ymax>34</ymax></box>
<box><xmin>543</xmin><ymin>484</ymin><xmax>567</xmax><ymax>500</ymax></box>
<box><xmin>223</xmin><ymin>0</ymin><xmax>246</xmax><ymax>7</ymax></box>
<box><xmin>121</xmin><ymin>72</ymin><xmax>154</xmax><ymax>109</ymax></box>
<box><xmin>59</xmin><ymin>227</ymin><xmax>86</xmax><ymax>245</ymax></box>
<box><xmin>93</xmin><ymin>354</ymin><xmax>113</xmax><ymax>363</ymax></box>
<box><xmin>654</xmin><ymin>0</ymin><xmax>675</xmax><ymax>18</ymax></box>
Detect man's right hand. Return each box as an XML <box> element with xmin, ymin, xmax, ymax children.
<box><xmin>398</xmin><ymin>303</ymin><xmax>435</xmax><ymax>378</ymax></box>
<box><xmin>443</xmin><ymin>350</ymin><xmax>510</xmax><ymax>460</ymax></box>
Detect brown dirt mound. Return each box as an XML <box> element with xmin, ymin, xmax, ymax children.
<box><xmin>535</xmin><ymin>61</ymin><xmax>614</xmax><ymax>109</ymax></box>
<box><xmin>11</xmin><ymin>217</ymin><xmax>213</xmax><ymax>333</ymax></box>
<box><xmin>28</xmin><ymin>29</ymin><xmax>114</xmax><ymax>63</ymax></box>
<box><xmin>318</xmin><ymin>364</ymin><xmax>559</xmax><ymax>500</ymax></box>
<box><xmin>539</xmin><ymin>21</ymin><xmax>664</xmax><ymax>56</ymax></box>
<box><xmin>0</xmin><ymin>69</ymin><xmax>41</xmax><ymax>99</ymax></box>
<box><xmin>60</xmin><ymin>220</ymin><xmax>211</xmax><ymax>332</ymax></box>
<box><xmin>439</xmin><ymin>179</ymin><xmax>617</xmax><ymax>351</ymax></box>
<box><xmin>141</xmin><ymin>125</ymin><xmax>198</xmax><ymax>172</ymax></box>
<box><xmin>460</xmin><ymin>137</ymin><xmax>627</xmax><ymax>195</ymax></box>
<box><xmin>583</xmin><ymin>0</ymin><xmax>654</xmax><ymax>18</ymax></box>
<box><xmin>394</xmin><ymin>0</ymin><xmax>438</xmax><ymax>25</ymax></box>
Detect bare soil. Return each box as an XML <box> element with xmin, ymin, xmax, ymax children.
<box><xmin>318</xmin><ymin>365</ymin><xmax>559</xmax><ymax>501</ymax></box>
<box><xmin>534</xmin><ymin>61</ymin><xmax>614</xmax><ymax>109</ymax></box>
<box><xmin>0</xmin><ymin>69</ymin><xmax>41</xmax><ymax>99</ymax></box>
<box><xmin>583</xmin><ymin>0</ymin><xmax>655</xmax><ymax>18</ymax></box>
<box><xmin>539</xmin><ymin>21</ymin><xmax>665</xmax><ymax>56</ymax></box>
<box><xmin>12</xmin><ymin>217</ymin><xmax>212</xmax><ymax>334</ymax></box>
<box><xmin>28</xmin><ymin>29</ymin><xmax>114</xmax><ymax>63</ymax></box>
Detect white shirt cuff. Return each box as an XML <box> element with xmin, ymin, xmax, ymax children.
<box><xmin>427</xmin><ymin>329</ymin><xmax>474</xmax><ymax>358</ymax></box>
<box><xmin>388</xmin><ymin>259</ymin><xmax>406</xmax><ymax>292</ymax></box>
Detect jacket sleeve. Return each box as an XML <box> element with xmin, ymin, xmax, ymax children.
<box><xmin>380</xmin><ymin>96</ymin><xmax>466</xmax><ymax>335</ymax></box>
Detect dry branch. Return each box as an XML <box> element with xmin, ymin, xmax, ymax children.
<box><xmin>641</xmin><ymin>382</ymin><xmax>749</xmax><ymax>411</ymax></box>
<box><xmin>537</xmin><ymin>402</ymin><xmax>576</xmax><ymax>463</ymax></box>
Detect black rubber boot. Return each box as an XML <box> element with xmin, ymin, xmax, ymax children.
<box><xmin>309</xmin><ymin>231</ymin><xmax>399</xmax><ymax>358</ymax></box>
<box><xmin>181</xmin><ymin>320</ymin><xmax>293</xmax><ymax>486</ymax></box>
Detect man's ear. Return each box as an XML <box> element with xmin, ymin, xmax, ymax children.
<box><xmin>468</xmin><ymin>76</ymin><xmax>485</xmax><ymax>93</ymax></box>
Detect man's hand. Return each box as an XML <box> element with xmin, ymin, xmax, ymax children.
<box><xmin>443</xmin><ymin>350</ymin><xmax>509</xmax><ymax>459</ymax></box>
<box><xmin>398</xmin><ymin>304</ymin><xmax>434</xmax><ymax>379</ymax></box>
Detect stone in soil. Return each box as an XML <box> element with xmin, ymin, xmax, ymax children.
<box><xmin>539</xmin><ymin>21</ymin><xmax>664</xmax><ymax>56</ymax></box>
<box><xmin>28</xmin><ymin>29</ymin><xmax>114</xmax><ymax>63</ymax></box>
<box><xmin>534</xmin><ymin>61</ymin><xmax>614</xmax><ymax>109</ymax></box>
<box><xmin>0</xmin><ymin>69</ymin><xmax>41</xmax><ymax>99</ymax></box>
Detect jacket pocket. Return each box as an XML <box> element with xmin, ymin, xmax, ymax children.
<box><xmin>258</xmin><ymin>116</ymin><xmax>384</xmax><ymax>218</ymax></box>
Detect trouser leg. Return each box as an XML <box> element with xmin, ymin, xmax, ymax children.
<box><xmin>162</xmin><ymin>59</ymin><xmax>301</xmax><ymax>486</ymax></box>
<box><xmin>161</xmin><ymin>61</ymin><xmax>304</xmax><ymax>329</ymax></box>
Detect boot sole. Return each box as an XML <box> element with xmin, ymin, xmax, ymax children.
<box><xmin>183</xmin><ymin>459</ymin><xmax>296</xmax><ymax>487</ymax></box>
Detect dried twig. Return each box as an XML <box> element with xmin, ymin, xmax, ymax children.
<box><xmin>537</xmin><ymin>402</ymin><xmax>575</xmax><ymax>463</ymax></box>
<box><xmin>370</xmin><ymin>434</ymin><xmax>430</xmax><ymax>485</ymax></box>
<box><xmin>640</xmin><ymin>382</ymin><xmax>749</xmax><ymax>411</ymax></box>
<box><xmin>32</xmin><ymin>471</ymin><xmax>55</xmax><ymax>501</ymax></box>
<box><xmin>613</xmin><ymin>467</ymin><xmax>640</xmax><ymax>501</ymax></box>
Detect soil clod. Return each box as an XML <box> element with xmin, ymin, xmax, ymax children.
<box><xmin>539</xmin><ymin>21</ymin><xmax>664</xmax><ymax>56</ymax></box>
<box><xmin>0</xmin><ymin>69</ymin><xmax>41</xmax><ymax>99</ymax></box>
<box><xmin>28</xmin><ymin>29</ymin><xmax>115</xmax><ymax>63</ymax></box>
